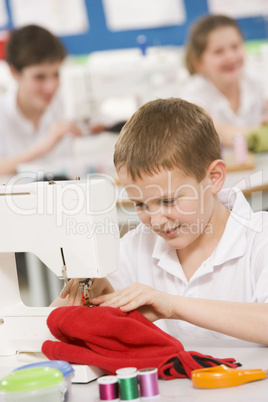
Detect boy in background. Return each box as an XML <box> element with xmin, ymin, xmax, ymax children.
<box><xmin>0</xmin><ymin>24</ymin><xmax>82</xmax><ymax>176</ymax></box>
<box><xmin>61</xmin><ymin>98</ymin><xmax>268</xmax><ymax>345</ymax></box>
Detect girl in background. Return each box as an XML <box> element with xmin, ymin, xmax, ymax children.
<box><xmin>181</xmin><ymin>14</ymin><xmax>268</xmax><ymax>146</ymax></box>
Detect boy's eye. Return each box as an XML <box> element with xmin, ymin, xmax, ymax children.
<box><xmin>232</xmin><ymin>44</ymin><xmax>239</xmax><ymax>50</ymax></box>
<box><xmin>161</xmin><ymin>199</ymin><xmax>175</xmax><ymax>205</ymax></box>
<box><xmin>35</xmin><ymin>75</ymin><xmax>46</xmax><ymax>81</ymax></box>
<box><xmin>135</xmin><ymin>202</ymin><xmax>147</xmax><ymax>209</ymax></box>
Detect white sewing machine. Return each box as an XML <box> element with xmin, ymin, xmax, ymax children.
<box><xmin>0</xmin><ymin>178</ymin><xmax>119</xmax><ymax>382</ymax></box>
<box><xmin>60</xmin><ymin>46</ymin><xmax>184</xmax><ymax>127</ymax></box>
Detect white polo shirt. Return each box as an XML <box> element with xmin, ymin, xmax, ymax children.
<box><xmin>0</xmin><ymin>88</ymin><xmax>72</xmax><ymax>161</ymax></box>
<box><xmin>181</xmin><ymin>70</ymin><xmax>266</xmax><ymax>128</ymax></box>
<box><xmin>109</xmin><ymin>188</ymin><xmax>268</xmax><ymax>341</ymax></box>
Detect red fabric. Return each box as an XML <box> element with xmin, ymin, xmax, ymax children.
<box><xmin>42</xmin><ymin>306</ymin><xmax>240</xmax><ymax>379</ymax></box>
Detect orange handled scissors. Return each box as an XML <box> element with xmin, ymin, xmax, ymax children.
<box><xmin>191</xmin><ymin>364</ymin><xmax>267</xmax><ymax>388</ymax></box>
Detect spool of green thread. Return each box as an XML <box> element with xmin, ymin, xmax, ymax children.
<box><xmin>116</xmin><ymin>367</ymin><xmax>140</xmax><ymax>401</ymax></box>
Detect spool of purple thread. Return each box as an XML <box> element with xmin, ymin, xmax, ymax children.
<box><xmin>97</xmin><ymin>376</ymin><xmax>120</xmax><ymax>401</ymax></box>
<box><xmin>138</xmin><ymin>368</ymin><xmax>160</xmax><ymax>398</ymax></box>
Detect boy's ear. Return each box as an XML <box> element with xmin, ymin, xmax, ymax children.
<box><xmin>207</xmin><ymin>159</ymin><xmax>226</xmax><ymax>194</ymax></box>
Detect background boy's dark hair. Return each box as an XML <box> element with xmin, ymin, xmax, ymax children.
<box><xmin>114</xmin><ymin>97</ymin><xmax>222</xmax><ymax>182</ymax></box>
<box><xmin>185</xmin><ymin>14</ymin><xmax>243</xmax><ymax>75</ymax></box>
<box><xmin>6</xmin><ymin>24</ymin><xmax>67</xmax><ymax>71</ymax></box>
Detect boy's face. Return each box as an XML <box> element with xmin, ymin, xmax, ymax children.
<box><xmin>13</xmin><ymin>61</ymin><xmax>61</xmax><ymax>112</ymax></box>
<box><xmin>118</xmin><ymin>166</ymin><xmax>217</xmax><ymax>251</ymax></box>
<box><xmin>196</xmin><ymin>26</ymin><xmax>245</xmax><ymax>88</ymax></box>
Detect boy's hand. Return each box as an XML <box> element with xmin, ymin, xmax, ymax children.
<box><xmin>59</xmin><ymin>278</ymin><xmax>82</xmax><ymax>306</ymax></box>
<box><xmin>59</xmin><ymin>278</ymin><xmax>114</xmax><ymax>306</ymax></box>
<box><xmin>40</xmin><ymin>121</ymin><xmax>82</xmax><ymax>153</ymax></box>
<box><xmin>91</xmin><ymin>283</ymin><xmax>174</xmax><ymax>322</ymax></box>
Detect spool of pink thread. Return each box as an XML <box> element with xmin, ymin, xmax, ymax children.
<box><xmin>233</xmin><ymin>134</ymin><xmax>248</xmax><ymax>165</ymax></box>
<box><xmin>97</xmin><ymin>376</ymin><xmax>119</xmax><ymax>401</ymax></box>
<box><xmin>137</xmin><ymin>368</ymin><xmax>160</xmax><ymax>398</ymax></box>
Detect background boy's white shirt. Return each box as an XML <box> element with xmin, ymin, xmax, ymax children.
<box><xmin>181</xmin><ymin>69</ymin><xmax>265</xmax><ymax>128</ymax></box>
<box><xmin>0</xmin><ymin>88</ymin><xmax>72</xmax><ymax>160</ymax></box>
<box><xmin>109</xmin><ymin>188</ymin><xmax>268</xmax><ymax>341</ymax></box>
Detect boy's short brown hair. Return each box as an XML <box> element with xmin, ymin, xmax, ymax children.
<box><xmin>6</xmin><ymin>24</ymin><xmax>67</xmax><ymax>71</ymax></box>
<box><xmin>114</xmin><ymin>98</ymin><xmax>222</xmax><ymax>182</ymax></box>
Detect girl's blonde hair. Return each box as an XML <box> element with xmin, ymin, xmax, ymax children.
<box><xmin>114</xmin><ymin>98</ymin><xmax>222</xmax><ymax>182</ymax></box>
<box><xmin>185</xmin><ymin>14</ymin><xmax>243</xmax><ymax>75</ymax></box>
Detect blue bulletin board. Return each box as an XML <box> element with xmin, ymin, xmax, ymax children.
<box><xmin>0</xmin><ymin>0</ymin><xmax>268</xmax><ymax>56</ymax></box>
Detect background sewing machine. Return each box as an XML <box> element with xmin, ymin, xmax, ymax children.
<box><xmin>60</xmin><ymin>46</ymin><xmax>184</xmax><ymax>127</ymax></box>
<box><xmin>0</xmin><ymin>178</ymin><xmax>119</xmax><ymax>382</ymax></box>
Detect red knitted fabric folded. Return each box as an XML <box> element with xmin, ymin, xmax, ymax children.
<box><xmin>42</xmin><ymin>306</ymin><xmax>240</xmax><ymax>379</ymax></box>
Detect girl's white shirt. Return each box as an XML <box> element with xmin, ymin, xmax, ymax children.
<box><xmin>180</xmin><ymin>69</ymin><xmax>266</xmax><ymax>128</ymax></box>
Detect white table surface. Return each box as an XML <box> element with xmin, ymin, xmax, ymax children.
<box><xmin>72</xmin><ymin>341</ymin><xmax>268</xmax><ymax>402</ymax></box>
<box><xmin>1</xmin><ymin>340</ymin><xmax>267</xmax><ymax>401</ymax></box>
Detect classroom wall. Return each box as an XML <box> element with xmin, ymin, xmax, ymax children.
<box><xmin>1</xmin><ymin>0</ymin><xmax>268</xmax><ymax>55</ymax></box>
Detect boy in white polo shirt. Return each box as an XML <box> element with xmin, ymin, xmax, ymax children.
<box><xmin>0</xmin><ymin>24</ymin><xmax>82</xmax><ymax>176</ymax></box>
<box><xmin>62</xmin><ymin>98</ymin><xmax>268</xmax><ymax>344</ymax></box>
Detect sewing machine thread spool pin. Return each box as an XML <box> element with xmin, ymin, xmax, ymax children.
<box><xmin>59</xmin><ymin>248</ymin><xmax>69</xmax><ymax>296</ymax></box>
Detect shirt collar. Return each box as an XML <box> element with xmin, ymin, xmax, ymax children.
<box><xmin>212</xmin><ymin>188</ymin><xmax>255</xmax><ymax>266</ymax></box>
<box><xmin>152</xmin><ymin>235</ymin><xmax>186</xmax><ymax>280</ymax></box>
